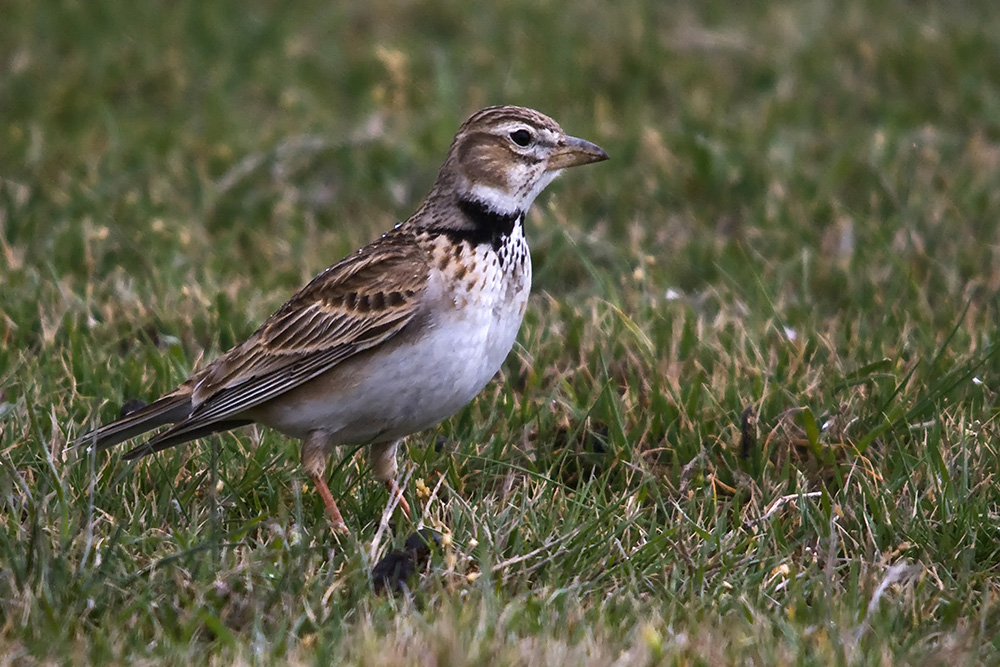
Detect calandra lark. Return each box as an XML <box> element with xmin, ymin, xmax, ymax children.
<box><xmin>81</xmin><ymin>105</ymin><xmax>608</xmax><ymax>534</ymax></box>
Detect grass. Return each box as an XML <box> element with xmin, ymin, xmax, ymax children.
<box><xmin>2</xmin><ymin>0</ymin><xmax>1000</xmax><ymax>663</ymax></box>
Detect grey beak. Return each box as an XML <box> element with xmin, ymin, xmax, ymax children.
<box><xmin>546</xmin><ymin>135</ymin><xmax>609</xmax><ymax>171</ymax></box>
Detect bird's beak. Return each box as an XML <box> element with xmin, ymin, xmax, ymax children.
<box><xmin>546</xmin><ymin>135</ymin><xmax>610</xmax><ymax>171</ymax></box>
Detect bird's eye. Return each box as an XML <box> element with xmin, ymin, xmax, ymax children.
<box><xmin>509</xmin><ymin>129</ymin><xmax>533</xmax><ymax>147</ymax></box>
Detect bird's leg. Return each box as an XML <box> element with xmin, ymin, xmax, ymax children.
<box><xmin>309</xmin><ymin>471</ymin><xmax>349</xmax><ymax>534</ymax></box>
<box><xmin>371</xmin><ymin>439</ymin><xmax>411</xmax><ymax>519</ymax></box>
<box><xmin>302</xmin><ymin>431</ymin><xmax>349</xmax><ymax>534</ymax></box>
<box><xmin>384</xmin><ymin>479</ymin><xmax>412</xmax><ymax>519</ymax></box>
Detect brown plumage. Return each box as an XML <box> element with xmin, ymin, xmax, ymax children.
<box><xmin>79</xmin><ymin>105</ymin><xmax>608</xmax><ymax>534</ymax></box>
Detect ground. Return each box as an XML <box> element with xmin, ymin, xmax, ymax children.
<box><xmin>1</xmin><ymin>0</ymin><xmax>999</xmax><ymax>664</ymax></box>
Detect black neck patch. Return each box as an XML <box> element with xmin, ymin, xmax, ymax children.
<box><xmin>428</xmin><ymin>198</ymin><xmax>522</xmax><ymax>252</ymax></box>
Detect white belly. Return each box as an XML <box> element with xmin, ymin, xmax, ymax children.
<box><xmin>252</xmin><ymin>234</ymin><xmax>531</xmax><ymax>445</ymax></box>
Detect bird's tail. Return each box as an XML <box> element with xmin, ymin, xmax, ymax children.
<box><xmin>75</xmin><ymin>391</ymin><xmax>193</xmax><ymax>451</ymax></box>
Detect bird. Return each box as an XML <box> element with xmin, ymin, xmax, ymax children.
<box><xmin>79</xmin><ymin>105</ymin><xmax>608</xmax><ymax>535</ymax></box>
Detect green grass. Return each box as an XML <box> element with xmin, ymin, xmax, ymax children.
<box><xmin>2</xmin><ymin>0</ymin><xmax>1000</xmax><ymax>663</ymax></box>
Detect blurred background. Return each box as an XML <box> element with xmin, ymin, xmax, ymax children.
<box><xmin>4</xmin><ymin>0</ymin><xmax>998</xmax><ymax>334</ymax></box>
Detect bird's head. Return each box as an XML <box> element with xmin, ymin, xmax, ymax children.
<box><xmin>433</xmin><ymin>105</ymin><xmax>609</xmax><ymax>217</ymax></box>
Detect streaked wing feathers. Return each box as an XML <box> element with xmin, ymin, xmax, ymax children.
<box><xmin>161</xmin><ymin>230</ymin><xmax>428</xmax><ymax>440</ymax></box>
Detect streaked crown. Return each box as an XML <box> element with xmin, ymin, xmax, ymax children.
<box><xmin>416</xmin><ymin>106</ymin><xmax>608</xmax><ymax>222</ymax></box>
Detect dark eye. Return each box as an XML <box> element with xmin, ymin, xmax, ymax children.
<box><xmin>509</xmin><ymin>129</ymin><xmax>532</xmax><ymax>147</ymax></box>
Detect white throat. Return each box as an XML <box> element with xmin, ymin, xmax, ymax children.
<box><xmin>468</xmin><ymin>169</ymin><xmax>562</xmax><ymax>216</ymax></box>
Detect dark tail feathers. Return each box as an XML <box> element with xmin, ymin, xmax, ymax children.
<box><xmin>76</xmin><ymin>393</ymin><xmax>192</xmax><ymax>451</ymax></box>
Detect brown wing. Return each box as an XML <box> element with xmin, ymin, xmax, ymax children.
<box><xmin>138</xmin><ymin>230</ymin><xmax>429</xmax><ymax>449</ymax></box>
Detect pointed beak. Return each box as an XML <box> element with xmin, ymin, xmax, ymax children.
<box><xmin>545</xmin><ymin>135</ymin><xmax>609</xmax><ymax>171</ymax></box>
